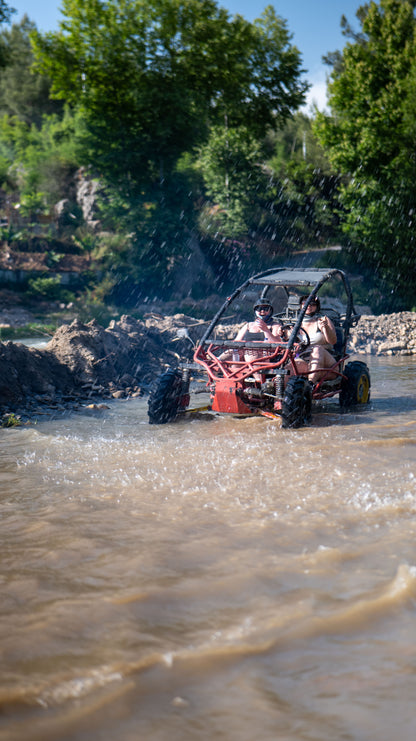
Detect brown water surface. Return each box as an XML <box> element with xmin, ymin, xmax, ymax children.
<box><xmin>1</xmin><ymin>355</ymin><xmax>416</xmax><ymax>741</ymax></box>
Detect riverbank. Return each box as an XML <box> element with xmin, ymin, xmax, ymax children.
<box><xmin>1</xmin><ymin>310</ymin><xmax>416</xmax><ymax>424</ymax></box>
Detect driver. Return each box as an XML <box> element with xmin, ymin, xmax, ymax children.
<box><xmin>219</xmin><ymin>298</ymin><xmax>282</xmax><ymax>366</ymax></box>
<box><xmin>232</xmin><ymin>298</ymin><xmax>283</xmax><ymax>374</ymax></box>
<box><xmin>297</xmin><ymin>295</ymin><xmax>337</xmax><ymax>383</ymax></box>
<box><xmin>234</xmin><ymin>298</ymin><xmax>283</xmax><ymax>345</ymax></box>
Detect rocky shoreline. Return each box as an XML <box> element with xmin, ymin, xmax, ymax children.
<box><xmin>349</xmin><ymin>312</ymin><xmax>416</xmax><ymax>356</ymax></box>
<box><xmin>1</xmin><ymin>310</ymin><xmax>416</xmax><ymax>424</ymax></box>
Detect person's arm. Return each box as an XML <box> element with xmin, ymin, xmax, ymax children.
<box><xmin>269</xmin><ymin>322</ymin><xmax>283</xmax><ymax>340</ymax></box>
<box><xmin>254</xmin><ymin>319</ymin><xmax>282</xmax><ymax>342</ymax></box>
<box><xmin>318</xmin><ymin>316</ymin><xmax>337</xmax><ymax>345</ymax></box>
<box><xmin>234</xmin><ymin>323</ymin><xmax>248</xmax><ymax>341</ymax></box>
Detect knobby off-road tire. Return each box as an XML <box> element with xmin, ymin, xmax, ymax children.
<box><xmin>148</xmin><ymin>368</ymin><xmax>190</xmax><ymax>424</ymax></box>
<box><xmin>281</xmin><ymin>376</ymin><xmax>312</xmax><ymax>429</ymax></box>
<box><xmin>339</xmin><ymin>361</ymin><xmax>371</xmax><ymax>409</ymax></box>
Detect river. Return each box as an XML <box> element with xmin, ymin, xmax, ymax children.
<box><xmin>1</xmin><ymin>355</ymin><xmax>416</xmax><ymax>741</ymax></box>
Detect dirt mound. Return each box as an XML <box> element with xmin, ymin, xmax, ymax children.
<box><xmin>0</xmin><ymin>313</ymin><xmax>205</xmax><ymax>416</ymax></box>
<box><xmin>0</xmin><ymin>342</ymin><xmax>74</xmax><ymax>406</ymax></box>
<box><xmin>47</xmin><ymin>313</ymin><xmax>205</xmax><ymax>387</ymax></box>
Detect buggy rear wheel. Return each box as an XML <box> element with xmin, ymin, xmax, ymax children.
<box><xmin>339</xmin><ymin>361</ymin><xmax>371</xmax><ymax>409</ymax></box>
<box><xmin>148</xmin><ymin>368</ymin><xmax>190</xmax><ymax>424</ymax></box>
<box><xmin>281</xmin><ymin>376</ymin><xmax>312</xmax><ymax>429</ymax></box>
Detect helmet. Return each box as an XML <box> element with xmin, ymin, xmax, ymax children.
<box><xmin>253</xmin><ymin>297</ymin><xmax>273</xmax><ymax>313</ymax></box>
<box><xmin>253</xmin><ymin>297</ymin><xmax>273</xmax><ymax>322</ymax></box>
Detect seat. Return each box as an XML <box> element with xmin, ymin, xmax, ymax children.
<box><xmin>283</xmin><ymin>294</ymin><xmax>301</xmax><ymax>320</ymax></box>
<box><xmin>332</xmin><ymin>326</ymin><xmax>345</xmax><ymax>359</ymax></box>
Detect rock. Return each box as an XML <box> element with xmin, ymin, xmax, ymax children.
<box><xmin>377</xmin><ymin>340</ymin><xmax>406</xmax><ymax>353</ymax></box>
<box><xmin>75</xmin><ymin>168</ymin><xmax>101</xmax><ymax>227</ymax></box>
<box><xmin>349</xmin><ymin>312</ymin><xmax>416</xmax><ymax>355</ymax></box>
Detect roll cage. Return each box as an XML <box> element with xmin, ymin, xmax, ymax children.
<box><xmin>194</xmin><ymin>267</ymin><xmax>361</xmax><ymax>389</ymax></box>
<box><xmin>199</xmin><ymin>267</ymin><xmax>359</xmax><ymax>345</ymax></box>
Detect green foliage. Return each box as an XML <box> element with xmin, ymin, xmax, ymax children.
<box><xmin>71</xmin><ymin>227</ymin><xmax>97</xmax><ymax>258</ymax></box>
<box><xmin>0</xmin><ymin>1</ymin><xmax>14</xmax><ymax>25</ymax></box>
<box><xmin>0</xmin><ymin>1</ymin><xmax>16</xmax><ymax>68</ymax></box>
<box><xmin>198</xmin><ymin>125</ymin><xmax>269</xmax><ymax>237</ymax></box>
<box><xmin>267</xmin><ymin>112</ymin><xmax>331</xmax><ymax>173</ymax></box>
<box><xmin>259</xmin><ymin>113</ymin><xmax>343</xmax><ymax>251</ymax></box>
<box><xmin>0</xmin><ymin>322</ymin><xmax>57</xmax><ymax>340</ymax></box>
<box><xmin>195</xmin><ymin>111</ymin><xmax>344</xmax><ymax>257</ymax></box>
<box><xmin>315</xmin><ymin>0</ymin><xmax>416</xmax><ymax>176</ymax></box>
<box><xmin>26</xmin><ymin>274</ymin><xmax>75</xmax><ymax>302</ymax></box>
<box><xmin>0</xmin><ymin>1</ymin><xmax>313</xmax><ymax>304</ymax></box>
<box><xmin>25</xmin><ymin>0</ymin><xmax>310</xmax><ymax>298</ymax></box>
<box><xmin>31</xmin><ymin>1</ymin><xmax>307</xmax><ymax>189</ymax></box>
<box><xmin>1</xmin><ymin>412</ymin><xmax>21</xmax><ymax>428</ymax></box>
<box><xmin>314</xmin><ymin>0</ymin><xmax>416</xmax><ymax>308</ymax></box>
<box><xmin>0</xmin><ymin>18</ymin><xmax>62</xmax><ymax>126</ymax></box>
<box><xmin>90</xmin><ymin>167</ymin><xmax>199</xmax><ymax>300</ymax></box>
<box><xmin>0</xmin><ymin>2</ymin><xmax>373</xmax><ymax>310</ymax></box>
<box><xmin>0</xmin><ymin>105</ymin><xmax>81</xmax><ymax>216</ymax></box>
<box><xmin>0</xmin><ymin>151</ymin><xmax>12</xmax><ymax>185</ymax></box>
<box><xmin>337</xmin><ymin>174</ymin><xmax>416</xmax><ymax>310</ymax></box>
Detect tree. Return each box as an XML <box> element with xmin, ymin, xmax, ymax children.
<box><xmin>0</xmin><ymin>0</ymin><xmax>13</xmax><ymax>24</ymax></box>
<box><xmin>198</xmin><ymin>125</ymin><xmax>268</xmax><ymax>237</ymax></box>
<box><xmin>314</xmin><ymin>0</ymin><xmax>416</xmax><ymax>308</ymax></box>
<box><xmin>29</xmin><ymin>0</ymin><xmax>308</xmax><ymax>297</ymax></box>
<box><xmin>259</xmin><ymin>113</ymin><xmax>343</xmax><ymax>252</ymax></box>
<box><xmin>0</xmin><ymin>17</ymin><xmax>63</xmax><ymax>126</ymax></box>
<box><xmin>31</xmin><ymin>0</ymin><xmax>308</xmax><ymax>188</ymax></box>
<box><xmin>0</xmin><ymin>106</ymin><xmax>81</xmax><ymax>222</ymax></box>
<box><xmin>0</xmin><ymin>0</ymin><xmax>15</xmax><ymax>67</ymax></box>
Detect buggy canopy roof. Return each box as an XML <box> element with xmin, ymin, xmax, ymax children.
<box><xmin>250</xmin><ymin>268</ymin><xmax>341</xmax><ymax>287</ymax></box>
<box><xmin>199</xmin><ymin>266</ymin><xmax>358</xmax><ymax>346</ymax></box>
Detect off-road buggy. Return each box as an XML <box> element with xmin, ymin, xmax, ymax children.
<box><xmin>148</xmin><ymin>267</ymin><xmax>371</xmax><ymax>428</ymax></box>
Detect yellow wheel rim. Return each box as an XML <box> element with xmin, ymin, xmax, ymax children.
<box><xmin>357</xmin><ymin>374</ymin><xmax>370</xmax><ymax>403</ymax></box>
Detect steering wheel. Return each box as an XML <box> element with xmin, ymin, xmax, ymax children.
<box><xmin>281</xmin><ymin>324</ymin><xmax>310</xmax><ymax>348</ymax></box>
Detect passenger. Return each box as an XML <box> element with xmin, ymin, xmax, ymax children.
<box><xmin>297</xmin><ymin>295</ymin><xmax>337</xmax><ymax>383</ymax></box>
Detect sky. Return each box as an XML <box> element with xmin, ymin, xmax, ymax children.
<box><xmin>10</xmin><ymin>0</ymin><xmax>363</xmax><ymax>109</ymax></box>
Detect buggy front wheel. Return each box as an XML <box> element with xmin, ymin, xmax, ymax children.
<box><xmin>281</xmin><ymin>376</ymin><xmax>312</xmax><ymax>429</ymax></box>
<box><xmin>148</xmin><ymin>368</ymin><xmax>190</xmax><ymax>424</ymax></box>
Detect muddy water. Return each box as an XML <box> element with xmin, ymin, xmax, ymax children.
<box><xmin>1</xmin><ymin>355</ymin><xmax>416</xmax><ymax>741</ymax></box>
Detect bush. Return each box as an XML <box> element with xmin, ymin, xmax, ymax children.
<box><xmin>26</xmin><ymin>275</ymin><xmax>74</xmax><ymax>302</ymax></box>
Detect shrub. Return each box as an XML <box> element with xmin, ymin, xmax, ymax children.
<box><xmin>26</xmin><ymin>275</ymin><xmax>74</xmax><ymax>302</ymax></box>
